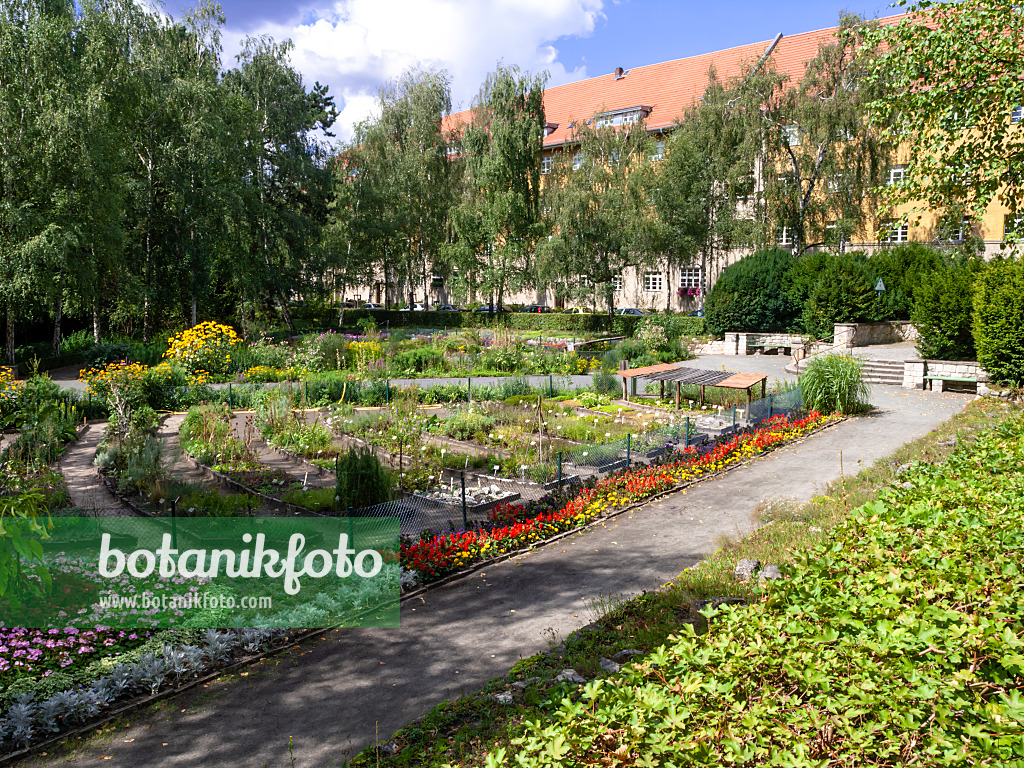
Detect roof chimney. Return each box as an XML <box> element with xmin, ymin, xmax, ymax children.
<box><xmin>614</xmin><ymin>67</ymin><xmax>625</xmax><ymax>79</ymax></box>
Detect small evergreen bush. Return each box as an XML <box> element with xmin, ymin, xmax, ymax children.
<box><xmin>790</xmin><ymin>251</ymin><xmax>876</xmax><ymax>339</ymax></box>
<box><xmin>705</xmin><ymin>248</ymin><xmax>800</xmax><ymax>335</ymax></box>
<box><xmin>973</xmin><ymin>258</ymin><xmax>1024</xmax><ymax>385</ymax></box>
<box><xmin>911</xmin><ymin>262</ymin><xmax>979</xmax><ymax>361</ymax></box>
<box><xmin>334</xmin><ymin>447</ymin><xmax>393</xmax><ymax>511</ymax></box>
<box><xmin>868</xmin><ymin>243</ymin><xmax>945</xmax><ymax>320</ymax></box>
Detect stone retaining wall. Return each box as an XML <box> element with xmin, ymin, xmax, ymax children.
<box><xmin>903</xmin><ymin>359</ymin><xmax>988</xmax><ymax>390</ymax></box>
<box><xmin>834</xmin><ymin>321</ymin><xmax>918</xmax><ymax>348</ymax></box>
<box><xmin>722</xmin><ymin>332</ymin><xmax>807</xmax><ymax>355</ymax></box>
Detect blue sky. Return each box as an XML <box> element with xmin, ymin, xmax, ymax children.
<box><xmin>155</xmin><ymin>0</ymin><xmax>902</xmax><ymax>140</ymax></box>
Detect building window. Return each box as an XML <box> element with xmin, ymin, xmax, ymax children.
<box><xmin>612</xmin><ymin>274</ymin><xmax>623</xmax><ymax>291</ymax></box>
<box><xmin>879</xmin><ymin>219</ymin><xmax>909</xmax><ymax>243</ymax></box>
<box><xmin>596</xmin><ymin>110</ymin><xmax>640</xmax><ymax>128</ymax></box>
<box><xmin>606</xmin><ymin>150</ymin><xmax>620</xmax><ymax>167</ymax></box>
<box><xmin>1004</xmin><ymin>214</ymin><xmax>1023</xmax><ymax>239</ymax></box>
<box><xmin>540</xmin><ymin>156</ymin><xmax>553</xmax><ymax>174</ymax></box>
<box><xmin>643</xmin><ymin>272</ymin><xmax>663</xmax><ymax>292</ymax></box>
<box><xmin>827</xmin><ymin>174</ymin><xmax>844</xmax><ymax>194</ymax></box>
<box><xmin>946</xmin><ymin>217</ymin><xmax>972</xmax><ymax>242</ymax></box>
<box><xmin>446</xmin><ymin>142</ymin><xmax>458</xmax><ymax>157</ymax></box>
<box><xmin>579</xmin><ymin>274</ymin><xmax>591</xmax><ymax>288</ymax></box>
<box><xmin>888</xmin><ymin>165</ymin><xmax>907</xmax><ymax>185</ymax></box>
<box><xmin>679</xmin><ymin>266</ymin><xmax>702</xmax><ymax>289</ymax></box>
<box><xmin>541</xmin><ymin>206</ymin><xmax>552</xmax><ymax>215</ymax></box>
<box><xmin>1012</xmin><ymin>106</ymin><xmax>1024</xmax><ymax>124</ymax></box>
<box><xmin>650</xmin><ymin>140</ymin><xmax>665</xmax><ymax>161</ymax></box>
<box><xmin>825</xmin><ymin>221</ymin><xmax>845</xmax><ymax>245</ymax></box>
<box><xmin>776</xmin><ymin>226</ymin><xmax>793</xmax><ymax>247</ymax></box>
<box><xmin>782</xmin><ymin>124</ymin><xmax>801</xmax><ymax>146</ymax></box>
<box><xmin>573</xmin><ymin>151</ymin><xmax>584</xmax><ymax>171</ymax></box>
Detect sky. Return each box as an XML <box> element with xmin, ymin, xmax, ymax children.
<box><xmin>157</xmin><ymin>0</ymin><xmax>903</xmax><ymax>142</ymax></box>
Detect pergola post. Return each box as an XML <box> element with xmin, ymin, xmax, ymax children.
<box><xmin>675</xmin><ymin>381</ymin><xmax>681</xmax><ymax>410</ymax></box>
<box><xmin>660</xmin><ymin>380</ymin><xmax>665</xmax><ymax>400</ymax></box>
<box><xmin>700</xmin><ymin>384</ymin><xmax>706</xmax><ymax>405</ymax></box>
<box><xmin>761</xmin><ymin>379</ymin><xmax>766</xmax><ymax>399</ymax></box>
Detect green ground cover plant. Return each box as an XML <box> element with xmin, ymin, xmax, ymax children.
<box><xmin>350</xmin><ymin>398</ymin><xmax>1022</xmax><ymax>767</ymax></box>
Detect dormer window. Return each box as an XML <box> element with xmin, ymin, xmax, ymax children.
<box><xmin>543</xmin><ymin>122</ymin><xmax>559</xmax><ymax>137</ymax></box>
<box><xmin>594</xmin><ymin>106</ymin><xmax>652</xmax><ymax>129</ymax></box>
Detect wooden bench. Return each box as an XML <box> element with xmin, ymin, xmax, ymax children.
<box><xmin>923</xmin><ymin>375</ymin><xmax>977</xmax><ymax>392</ymax></box>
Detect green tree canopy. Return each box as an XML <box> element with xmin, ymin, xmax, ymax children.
<box><xmin>866</xmin><ymin>1</ymin><xmax>1024</xmax><ymax>228</ymax></box>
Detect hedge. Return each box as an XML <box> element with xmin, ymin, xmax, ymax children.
<box><xmin>294</xmin><ymin>309</ymin><xmax>706</xmax><ymax>338</ymax></box>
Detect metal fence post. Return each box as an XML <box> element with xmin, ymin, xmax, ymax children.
<box><xmin>170</xmin><ymin>498</ymin><xmax>178</xmax><ymax>550</ymax></box>
<box><xmin>549</xmin><ymin>374</ymin><xmax>553</xmax><ymax>398</ymax></box>
<box><xmin>467</xmin><ymin>376</ymin><xmax>472</xmax><ymax>402</ymax></box>
<box><xmin>558</xmin><ymin>451</ymin><xmax>563</xmax><ymax>489</ymax></box>
<box><xmin>732</xmin><ymin>405</ymin><xmax>737</xmax><ymax>432</ymax></box>
<box><xmin>626</xmin><ymin>433</ymin><xmax>631</xmax><ymax>466</ymax></box>
<box><xmin>768</xmin><ymin>393</ymin><xmax>773</xmax><ymax>419</ymax></box>
<box><xmin>386</xmin><ymin>378</ymin><xmax>390</xmax><ymax>405</ymax></box>
<box><xmin>87</xmin><ymin>392</ymin><xmax>92</xmax><ymax>420</ymax></box>
<box><xmin>228</xmin><ymin>383</ymin><xmax>232</xmax><ymax>409</ymax></box>
<box><xmin>460</xmin><ymin>473</ymin><xmax>468</xmax><ymax>529</ymax></box>
<box><xmin>685</xmin><ymin>417</ymin><xmax>690</xmax><ymax>448</ymax></box>
<box><xmin>304</xmin><ymin>381</ymin><xmax>309</xmax><ymax>407</ymax></box>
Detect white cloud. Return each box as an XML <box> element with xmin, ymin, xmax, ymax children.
<box><xmin>224</xmin><ymin>0</ymin><xmax>604</xmax><ymax>142</ymax></box>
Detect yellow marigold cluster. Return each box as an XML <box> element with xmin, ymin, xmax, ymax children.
<box><xmin>79</xmin><ymin>361</ymin><xmax>148</xmax><ymax>398</ymax></box>
<box><xmin>0</xmin><ymin>366</ymin><xmax>24</xmax><ymax>408</ymax></box>
<box><xmin>163</xmin><ymin>321</ymin><xmax>241</xmax><ymax>376</ymax></box>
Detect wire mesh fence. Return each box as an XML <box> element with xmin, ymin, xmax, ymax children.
<box><xmin>55</xmin><ymin>388</ymin><xmax>807</xmax><ymax>540</ymax></box>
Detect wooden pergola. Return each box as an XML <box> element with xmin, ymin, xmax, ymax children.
<box><xmin>618</xmin><ymin>363</ymin><xmax>768</xmax><ymax>409</ymax></box>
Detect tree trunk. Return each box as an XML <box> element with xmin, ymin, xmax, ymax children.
<box><xmin>191</xmin><ymin>297</ymin><xmax>197</xmax><ymax>328</ymax></box>
<box><xmin>4</xmin><ymin>308</ymin><xmax>14</xmax><ymax>364</ymax></box>
<box><xmin>93</xmin><ymin>302</ymin><xmax>102</xmax><ymax>344</ymax></box>
<box><xmin>279</xmin><ymin>293</ymin><xmax>296</xmax><ymax>334</ymax></box>
<box><xmin>52</xmin><ymin>294</ymin><xmax>63</xmax><ymax>358</ymax></box>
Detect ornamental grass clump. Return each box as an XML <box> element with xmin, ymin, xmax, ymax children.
<box><xmin>799</xmin><ymin>353</ymin><xmax>870</xmax><ymax>414</ymax></box>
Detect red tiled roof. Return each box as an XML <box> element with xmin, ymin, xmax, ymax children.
<box><xmin>443</xmin><ymin>13</ymin><xmax>907</xmax><ymax>148</ymax></box>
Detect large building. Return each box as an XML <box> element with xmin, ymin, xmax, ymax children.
<box><xmin>368</xmin><ymin>13</ymin><xmax>1016</xmax><ymax>311</ymax></box>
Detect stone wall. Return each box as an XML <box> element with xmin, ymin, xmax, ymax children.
<box><xmin>903</xmin><ymin>359</ymin><xmax>989</xmax><ymax>391</ymax></box>
<box><xmin>722</xmin><ymin>332</ymin><xmax>807</xmax><ymax>356</ymax></box>
<box><xmin>834</xmin><ymin>321</ymin><xmax>918</xmax><ymax>348</ymax></box>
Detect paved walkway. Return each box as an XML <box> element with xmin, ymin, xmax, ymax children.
<box><xmin>31</xmin><ymin>386</ymin><xmax>973</xmax><ymax>768</ymax></box>
<box><xmin>55</xmin><ymin>423</ymin><xmax>130</xmax><ymax>515</ymax></box>
<box><xmin>158</xmin><ymin>414</ymin><xmax>214</xmax><ymax>488</ymax></box>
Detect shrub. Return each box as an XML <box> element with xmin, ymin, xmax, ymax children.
<box><xmin>439</xmin><ymin>408</ymin><xmax>496</xmax><ymax>440</ymax></box>
<box><xmin>867</xmin><ymin>243</ymin><xmax>945</xmax><ymax>320</ymax></box>
<box><xmin>973</xmin><ymin>258</ymin><xmax>1024</xmax><ymax>385</ymax></box>
<box><xmin>162</xmin><ymin>321</ymin><xmax>242</xmax><ymax>376</ymax></box>
<box><xmin>334</xmin><ymin>448</ymin><xmax>392</xmax><ymax>510</ymax></box>
<box><xmin>705</xmin><ymin>249</ymin><xmax>800</xmax><ymax>336</ymax></box>
<box><xmin>799</xmin><ymin>354</ymin><xmax>870</xmax><ymax>414</ymax></box>
<box><xmin>911</xmin><ymin>262</ymin><xmax>979</xmax><ymax>361</ymax></box>
<box><xmin>790</xmin><ymin>251</ymin><xmax>876</xmax><ymax>339</ymax></box>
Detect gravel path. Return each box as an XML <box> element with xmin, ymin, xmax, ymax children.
<box><xmin>31</xmin><ymin>386</ymin><xmax>974</xmax><ymax>768</ymax></box>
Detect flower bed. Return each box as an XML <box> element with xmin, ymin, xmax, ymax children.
<box><xmin>401</xmin><ymin>412</ymin><xmax>833</xmax><ymax>581</ymax></box>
